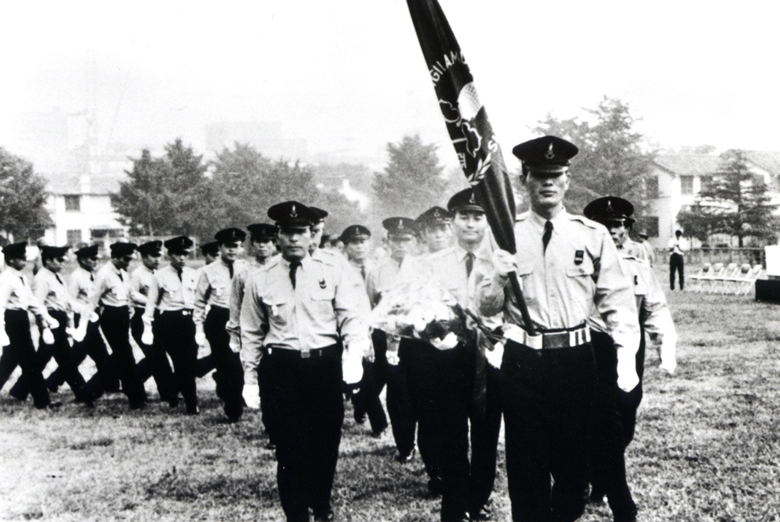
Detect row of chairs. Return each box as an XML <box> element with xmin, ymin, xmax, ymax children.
<box><xmin>687</xmin><ymin>262</ymin><xmax>764</xmax><ymax>295</ymax></box>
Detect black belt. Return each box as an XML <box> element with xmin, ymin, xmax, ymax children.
<box><xmin>160</xmin><ymin>309</ymin><xmax>193</xmax><ymax>316</ymax></box>
<box><xmin>504</xmin><ymin>324</ymin><xmax>590</xmax><ymax>350</ymax></box>
<box><xmin>266</xmin><ymin>344</ymin><xmax>337</xmax><ymax>359</ymax></box>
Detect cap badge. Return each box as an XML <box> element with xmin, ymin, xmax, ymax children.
<box><xmin>398</xmin><ymin>219</ymin><xmax>404</xmax><ymax>230</ymax></box>
<box><xmin>545</xmin><ymin>143</ymin><xmax>555</xmax><ymax>159</ymax></box>
<box><xmin>606</xmin><ymin>200</ymin><xmax>613</xmax><ymax>212</ymax></box>
<box><xmin>433</xmin><ymin>209</ymin><xmax>441</xmax><ymax>218</ymax></box>
<box><xmin>290</xmin><ymin>204</ymin><xmax>298</xmax><ymax>218</ymax></box>
<box><xmin>469</xmin><ymin>192</ymin><xmax>476</xmax><ymax>205</ymax></box>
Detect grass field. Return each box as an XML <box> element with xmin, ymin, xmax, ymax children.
<box><xmin>1</xmin><ymin>277</ymin><xmax>779</xmax><ymax>521</ymax></box>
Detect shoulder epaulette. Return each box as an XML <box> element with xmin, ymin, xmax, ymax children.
<box><xmin>515</xmin><ymin>211</ymin><xmax>530</xmax><ymax>222</ymax></box>
<box><xmin>568</xmin><ymin>213</ymin><xmax>601</xmax><ymax>230</ymax></box>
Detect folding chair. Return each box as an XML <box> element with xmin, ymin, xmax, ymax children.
<box><xmin>687</xmin><ymin>263</ymin><xmax>711</xmax><ymax>292</ymax></box>
<box><xmin>699</xmin><ymin>263</ymin><xmax>724</xmax><ymax>293</ymax></box>
<box><xmin>712</xmin><ymin>263</ymin><xmax>738</xmax><ymax>293</ymax></box>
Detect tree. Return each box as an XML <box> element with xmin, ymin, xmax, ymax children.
<box><xmin>0</xmin><ymin>147</ymin><xmax>52</xmax><ymax>240</ymax></box>
<box><xmin>372</xmin><ymin>135</ymin><xmax>449</xmax><ymax>218</ymax></box>
<box><xmin>677</xmin><ymin>150</ymin><xmax>779</xmax><ymax>246</ymax></box>
<box><xmin>112</xmin><ymin>139</ymin><xmax>209</xmax><ymax>237</ymax></box>
<box><xmin>533</xmin><ymin>97</ymin><xmax>656</xmax><ymax>215</ymax></box>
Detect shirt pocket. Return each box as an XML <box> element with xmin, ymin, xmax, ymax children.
<box><xmin>212</xmin><ymin>284</ymin><xmax>227</xmax><ymax>300</ymax></box>
<box><xmin>565</xmin><ymin>262</ymin><xmax>596</xmax><ymax>312</ymax></box>
<box><xmin>511</xmin><ymin>263</ymin><xmax>535</xmax><ymax>304</ymax></box>
<box><xmin>311</xmin><ymin>285</ymin><xmax>336</xmax><ymax>316</ymax></box>
<box><xmin>263</xmin><ymin>297</ymin><xmax>289</xmax><ymax>327</ymax></box>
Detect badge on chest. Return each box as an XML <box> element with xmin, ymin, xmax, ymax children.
<box><xmin>574</xmin><ymin>250</ymin><xmax>584</xmax><ymax>265</ymax></box>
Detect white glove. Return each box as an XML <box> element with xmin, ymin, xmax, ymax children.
<box><xmin>616</xmin><ymin>351</ymin><xmax>640</xmax><ymax>392</ymax></box>
<box><xmin>342</xmin><ymin>355</ymin><xmax>364</xmax><ymax>385</ymax></box>
<box><xmin>242</xmin><ymin>384</ymin><xmax>260</xmax><ymax>409</ymax></box>
<box><xmin>41</xmin><ymin>328</ymin><xmax>55</xmax><ymax>345</ymax></box>
<box><xmin>89</xmin><ymin>312</ymin><xmax>100</xmax><ymax>323</ymax></box>
<box><xmin>660</xmin><ymin>357</ymin><xmax>677</xmax><ymax>376</ymax></box>
<box><xmin>228</xmin><ymin>333</ymin><xmax>241</xmax><ymax>354</ymax></box>
<box><xmin>45</xmin><ymin>315</ymin><xmax>60</xmax><ymax>330</ymax></box>
<box><xmin>141</xmin><ymin>326</ymin><xmax>154</xmax><ymax>346</ymax></box>
<box><xmin>430</xmin><ymin>332</ymin><xmax>459</xmax><ymax>351</ymax></box>
<box><xmin>1</xmin><ymin>330</ymin><xmax>10</xmax><ymax>348</ymax></box>
<box><xmin>72</xmin><ymin>322</ymin><xmax>87</xmax><ymax>343</ymax></box>
<box><xmin>363</xmin><ymin>343</ymin><xmax>375</xmax><ymax>363</ymax></box>
<box><xmin>195</xmin><ymin>329</ymin><xmax>206</xmax><ymax>347</ymax></box>
<box><xmin>492</xmin><ymin>249</ymin><xmax>517</xmax><ymax>277</ymax></box>
<box><xmin>485</xmin><ymin>341</ymin><xmax>504</xmax><ymax>369</ymax></box>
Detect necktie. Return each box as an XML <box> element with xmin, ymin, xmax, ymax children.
<box><xmin>118</xmin><ymin>271</ymin><xmax>123</xmax><ymax>282</ymax></box>
<box><xmin>360</xmin><ymin>266</ymin><xmax>367</xmax><ymax>281</ymax></box>
<box><xmin>227</xmin><ymin>262</ymin><xmax>234</xmax><ymax>279</ymax></box>
<box><xmin>56</xmin><ymin>273</ymin><xmax>64</xmax><ymax>286</ymax></box>
<box><xmin>289</xmin><ymin>262</ymin><xmax>301</xmax><ymax>289</ymax></box>
<box><xmin>176</xmin><ymin>268</ymin><xmax>182</xmax><ymax>282</ymax></box>
<box><xmin>543</xmin><ymin>221</ymin><xmax>553</xmax><ymax>254</ymax></box>
<box><xmin>90</xmin><ymin>273</ymin><xmax>95</xmax><ymax>282</ymax></box>
<box><xmin>466</xmin><ymin>252</ymin><xmax>475</xmax><ymax>278</ymax></box>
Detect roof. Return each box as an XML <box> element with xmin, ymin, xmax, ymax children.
<box><xmin>654</xmin><ymin>151</ymin><xmax>780</xmax><ymax>178</ymax></box>
<box><xmin>653</xmin><ymin>154</ymin><xmax>722</xmax><ymax>177</ymax></box>
<box><xmin>45</xmin><ymin>174</ymin><xmax>122</xmax><ymax>195</ymax></box>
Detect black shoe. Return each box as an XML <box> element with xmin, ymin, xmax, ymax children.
<box><xmin>427</xmin><ymin>476</ymin><xmax>444</xmax><ymax>496</ymax></box>
<box><xmin>265</xmin><ymin>441</ymin><xmax>277</xmax><ymax>450</ymax></box>
<box><xmin>129</xmin><ymin>401</ymin><xmax>146</xmax><ymax>410</ymax></box>
<box><xmin>355</xmin><ymin>413</ymin><xmax>366</xmax><ymax>425</ymax></box>
<box><xmin>588</xmin><ymin>491</ymin><xmax>606</xmax><ymax>505</ymax></box>
<box><xmin>371</xmin><ymin>427</ymin><xmax>385</xmax><ymax>438</ymax></box>
<box><xmin>313</xmin><ymin>509</ymin><xmax>334</xmax><ymax>522</ymax></box>
<box><xmin>396</xmin><ymin>446</ymin><xmax>416</xmax><ymax>463</ymax></box>
<box><xmin>186</xmin><ymin>404</ymin><xmax>200</xmax><ymax>415</ymax></box>
<box><xmin>36</xmin><ymin>401</ymin><xmax>62</xmax><ymax>410</ymax></box>
<box><xmin>470</xmin><ymin>503</ymin><xmax>494</xmax><ymax>521</ymax></box>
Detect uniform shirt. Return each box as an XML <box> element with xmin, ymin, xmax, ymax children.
<box><xmin>365</xmin><ymin>256</ymin><xmax>422</xmax><ymax>308</ymax></box>
<box><xmin>69</xmin><ymin>266</ymin><xmax>96</xmax><ymax>311</ymax></box>
<box><xmin>143</xmin><ymin>265</ymin><xmax>198</xmax><ymax>328</ymax></box>
<box><xmin>476</xmin><ymin>209</ymin><xmax>640</xmax><ymax>388</ymax></box>
<box><xmin>194</xmin><ymin>258</ymin><xmax>248</xmax><ymax>325</ymax></box>
<box><xmin>226</xmin><ymin>257</ymin><xmax>269</xmax><ymax>350</ymax></box>
<box><xmin>589</xmin><ymin>251</ymin><xmax>677</xmax><ymax>373</ymax></box>
<box><xmin>348</xmin><ymin>258</ymin><xmax>375</xmax><ymax>282</ymax></box>
<box><xmin>129</xmin><ymin>265</ymin><xmax>157</xmax><ymax>308</ymax></box>
<box><xmin>240</xmin><ymin>254</ymin><xmax>370</xmax><ymax>385</ymax></box>
<box><xmin>0</xmin><ymin>266</ymin><xmax>49</xmax><ymax>318</ymax></box>
<box><xmin>32</xmin><ymin>267</ymin><xmax>72</xmax><ymax>313</ymax></box>
<box><xmin>624</xmin><ymin>238</ymin><xmax>649</xmax><ymax>262</ymax></box>
<box><xmin>85</xmin><ymin>261</ymin><xmax>131</xmax><ymax>311</ymax></box>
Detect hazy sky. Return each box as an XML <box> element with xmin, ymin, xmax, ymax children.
<box><xmin>1</xmin><ymin>0</ymin><xmax>778</xmax><ymax>171</ymax></box>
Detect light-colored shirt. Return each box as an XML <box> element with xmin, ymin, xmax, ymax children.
<box><xmin>0</xmin><ymin>266</ymin><xmax>49</xmax><ymax>317</ymax></box>
<box><xmin>143</xmin><ymin>265</ymin><xmax>198</xmax><ymax>328</ymax></box>
<box><xmin>589</xmin><ymin>251</ymin><xmax>677</xmax><ymax>373</ymax></box>
<box><xmin>32</xmin><ymin>267</ymin><xmax>72</xmax><ymax>313</ymax></box>
<box><xmin>226</xmin><ymin>257</ymin><xmax>269</xmax><ymax>350</ymax></box>
<box><xmin>476</xmin><ymin>209</ymin><xmax>640</xmax><ymax>387</ymax></box>
<box><xmin>365</xmin><ymin>256</ymin><xmax>422</xmax><ymax>308</ymax></box>
<box><xmin>129</xmin><ymin>265</ymin><xmax>157</xmax><ymax>308</ymax></box>
<box><xmin>69</xmin><ymin>266</ymin><xmax>96</xmax><ymax>310</ymax></box>
<box><xmin>194</xmin><ymin>258</ymin><xmax>247</xmax><ymax>325</ymax></box>
<box><xmin>240</xmin><ymin>254</ymin><xmax>370</xmax><ymax>385</ymax></box>
<box><xmin>668</xmin><ymin>237</ymin><xmax>686</xmax><ymax>256</ymax></box>
<box><xmin>85</xmin><ymin>261</ymin><xmax>131</xmax><ymax>311</ymax></box>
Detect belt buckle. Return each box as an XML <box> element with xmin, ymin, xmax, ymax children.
<box><xmin>301</xmin><ymin>348</ymin><xmax>310</xmax><ymax>359</ymax></box>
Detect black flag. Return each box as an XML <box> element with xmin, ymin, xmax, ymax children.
<box><xmin>407</xmin><ymin>0</ymin><xmax>535</xmax><ymax>333</ymax></box>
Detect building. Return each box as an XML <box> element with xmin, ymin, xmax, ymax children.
<box><xmin>644</xmin><ymin>151</ymin><xmax>780</xmax><ymax>249</ymax></box>
<box><xmin>44</xmin><ymin>174</ymin><xmax>126</xmax><ymax>248</ymax></box>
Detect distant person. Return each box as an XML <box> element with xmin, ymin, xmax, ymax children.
<box><xmin>415</xmin><ymin>206</ymin><xmax>454</xmax><ymax>254</ymax></box>
<box><xmin>668</xmin><ymin>230</ymin><xmax>686</xmax><ymax>290</ymax></box>
<box><xmin>636</xmin><ymin>230</ymin><xmax>656</xmax><ymax>266</ymax></box>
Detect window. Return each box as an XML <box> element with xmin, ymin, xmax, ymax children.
<box><xmin>639</xmin><ymin>216</ymin><xmax>659</xmax><ymax>238</ymax></box>
<box><xmin>64</xmin><ymin>195</ymin><xmax>81</xmax><ymax>212</ymax></box>
<box><xmin>645</xmin><ymin>176</ymin><xmax>659</xmax><ymax>199</ymax></box>
<box><xmin>66</xmin><ymin>229</ymin><xmax>82</xmax><ymax>246</ymax></box>
<box><xmin>700</xmin><ymin>176</ymin><xmax>713</xmax><ymax>191</ymax></box>
<box><xmin>680</xmin><ymin>175</ymin><xmax>694</xmax><ymax>195</ymax></box>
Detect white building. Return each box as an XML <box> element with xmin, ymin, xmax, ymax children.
<box><xmin>44</xmin><ymin>174</ymin><xmax>126</xmax><ymax>248</ymax></box>
<box><xmin>644</xmin><ymin>152</ymin><xmax>780</xmax><ymax>249</ymax></box>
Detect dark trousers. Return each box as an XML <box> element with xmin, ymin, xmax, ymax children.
<box><xmin>131</xmin><ymin>308</ymin><xmax>176</xmax><ymax>401</ymax></box>
<box><xmin>403</xmin><ymin>340</ymin><xmax>477</xmax><ymax>522</ymax></box>
<box><xmin>9</xmin><ymin>310</ymin><xmax>87</xmax><ymax>401</ymax></box>
<box><xmin>263</xmin><ymin>345</ymin><xmax>344</xmax><ymax>522</ymax></box>
<box><xmin>0</xmin><ymin>310</ymin><xmax>50</xmax><ymax>408</ymax></box>
<box><xmin>588</xmin><ymin>330</ymin><xmax>637</xmax><ymax>522</ymax></box>
<box><xmin>374</xmin><ymin>331</ymin><xmax>416</xmax><ymax>458</ymax></box>
<box><xmin>205</xmin><ymin>307</ymin><xmax>243</xmax><ymax>420</ymax></box>
<box><xmin>155</xmin><ymin>310</ymin><xmax>198</xmax><ymax>409</ymax></box>
<box><xmin>469</xmin><ymin>364</ymin><xmax>503</xmax><ymax>515</ymax></box>
<box><xmin>400</xmin><ymin>339</ymin><xmax>438</xmax><ymax>481</ymax></box>
<box><xmin>502</xmin><ymin>339</ymin><xmax>595</xmax><ymax>522</ymax></box>
<box><xmin>259</xmin><ymin>355</ymin><xmax>277</xmax><ymax>444</ymax></box>
<box><xmin>670</xmin><ymin>253</ymin><xmax>684</xmax><ymax>290</ymax></box>
<box><xmin>98</xmin><ymin>305</ymin><xmax>147</xmax><ymax>407</ymax></box>
<box><xmin>73</xmin><ymin>315</ymin><xmax>120</xmax><ymax>396</ymax></box>
<box><xmin>352</xmin><ymin>357</ymin><xmax>389</xmax><ymax>435</ymax></box>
